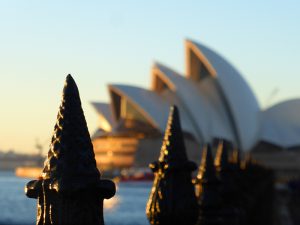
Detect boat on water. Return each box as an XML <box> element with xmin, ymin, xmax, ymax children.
<box><xmin>118</xmin><ymin>168</ymin><xmax>153</xmax><ymax>182</ymax></box>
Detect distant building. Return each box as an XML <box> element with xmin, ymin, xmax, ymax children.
<box><xmin>92</xmin><ymin>39</ymin><xmax>300</xmax><ymax>177</ymax></box>
<box><xmin>0</xmin><ymin>150</ymin><xmax>43</xmax><ymax>171</ymax></box>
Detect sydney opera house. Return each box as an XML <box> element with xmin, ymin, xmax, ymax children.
<box><xmin>91</xmin><ymin>39</ymin><xmax>300</xmax><ymax>177</ymax></box>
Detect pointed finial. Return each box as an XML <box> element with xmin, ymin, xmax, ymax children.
<box><xmin>146</xmin><ymin>105</ymin><xmax>198</xmax><ymax>225</ymax></box>
<box><xmin>231</xmin><ymin>149</ymin><xmax>241</xmax><ymax>164</ymax></box>
<box><xmin>63</xmin><ymin>74</ymin><xmax>80</xmax><ymax>99</ymax></box>
<box><xmin>197</xmin><ymin>145</ymin><xmax>218</xmax><ymax>184</ymax></box>
<box><xmin>158</xmin><ymin>105</ymin><xmax>191</xmax><ymax>169</ymax></box>
<box><xmin>195</xmin><ymin>145</ymin><xmax>221</xmax><ymax>203</ymax></box>
<box><xmin>230</xmin><ymin>148</ymin><xmax>241</xmax><ymax>171</ymax></box>
<box><xmin>241</xmin><ymin>153</ymin><xmax>257</xmax><ymax>170</ymax></box>
<box><xmin>42</xmin><ymin>75</ymin><xmax>101</xmax><ymax>192</ymax></box>
<box><xmin>214</xmin><ymin>139</ymin><xmax>230</xmax><ymax>173</ymax></box>
<box><xmin>195</xmin><ymin>146</ymin><xmax>225</xmax><ymax>225</ymax></box>
<box><xmin>25</xmin><ymin>75</ymin><xmax>115</xmax><ymax>225</ymax></box>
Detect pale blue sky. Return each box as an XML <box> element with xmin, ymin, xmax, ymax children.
<box><xmin>0</xmin><ymin>0</ymin><xmax>299</xmax><ymax>153</ymax></box>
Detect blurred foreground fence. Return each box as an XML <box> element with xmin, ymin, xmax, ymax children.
<box><xmin>146</xmin><ymin>106</ymin><xmax>275</xmax><ymax>225</ymax></box>
<box><xmin>24</xmin><ymin>76</ymin><xmax>275</xmax><ymax>225</ymax></box>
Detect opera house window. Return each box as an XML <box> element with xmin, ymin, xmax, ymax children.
<box><xmin>121</xmin><ymin>98</ymin><xmax>148</xmax><ymax>124</ymax></box>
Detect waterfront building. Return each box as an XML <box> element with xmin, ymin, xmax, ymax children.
<box><xmin>92</xmin><ymin>39</ymin><xmax>300</xmax><ymax>177</ymax></box>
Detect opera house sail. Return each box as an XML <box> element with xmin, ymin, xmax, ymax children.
<box><xmin>91</xmin><ymin>39</ymin><xmax>300</xmax><ymax>177</ymax></box>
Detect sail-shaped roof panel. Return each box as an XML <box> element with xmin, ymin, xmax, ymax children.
<box><xmin>152</xmin><ymin>62</ymin><xmax>236</xmax><ymax>144</ymax></box>
<box><xmin>186</xmin><ymin>40</ymin><xmax>260</xmax><ymax>151</ymax></box>
<box><xmin>108</xmin><ymin>84</ymin><xmax>171</xmax><ymax>131</ymax></box>
<box><xmin>261</xmin><ymin>99</ymin><xmax>300</xmax><ymax>148</ymax></box>
<box><xmin>152</xmin><ymin>62</ymin><xmax>209</xmax><ymax>142</ymax></box>
<box><xmin>91</xmin><ymin>102</ymin><xmax>114</xmax><ymax>131</ymax></box>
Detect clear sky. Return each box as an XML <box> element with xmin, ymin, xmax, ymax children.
<box><xmin>0</xmin><ymin>0</ymin><xmax>299</xmax><ymax>154</ymax></box>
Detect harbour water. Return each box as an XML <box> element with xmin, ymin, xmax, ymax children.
<box><xmin>0</xmin><ymin>172</ymin><xmax>150</xmax><ymax>225</ymax></box>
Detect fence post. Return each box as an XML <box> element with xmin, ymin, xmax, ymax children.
<box><xmin>230</xmin><ymin>148</ymin><xmax>241</xmax><ymax>171</ymax></box>
<box><xmin>214</xmin><ymin>139</ymin><xmax>240</xmax><ymax>225</ymax></box>
<box><xmin>25</xmin><ymin>75</ymin><xmax>115</xmax><ymax>225</ymax></box>
<box><xmin>195</xmin><ymin>145</ymin><xmax>223</xmax><ymax>225</ymax></box>
<box><xmin>241</xmin><ymin>156</ymin><xmax>275</xmax><ymax>225</ymax></box>
<box><xmin>146</xmin><ymin>105</ymin><xmax>198</xmax><ymax>225</ymax></box>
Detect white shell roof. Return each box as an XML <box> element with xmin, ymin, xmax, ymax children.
<box><xmin>260</xmin><ymin>99</ymin><xmax>300</xmax><ymax>148</ymax></box>
<box><xmin>152</xmin><ymin>62</ymin><xmax>208</xmax><ymax>141</ymax></box>
<box><xmin>91</xmin><ymin>102</ymin><xmax>114</xmax><ymax>131</ymax></box>
<box><xmin>152</xmin><ymin>62</ymin><xmax>235</xmax><ymax>144</ymax></box>
<box><xmin>186</xmin><ymin>40</ymin><xmax>260</xmax><ymax>151</ymax></box>
<box><xmin>196</xmin><ymin>78</ymin><xmax>236</xmax><ymax>143</ymax></box>
<box><xmin>108</xmin><ymin>84</ymin><xmax>171</xmax><ymax>131</ymax></box>
<box><xmin>92</xmin><ymin>39</ymin><xmax>300</xmax><ymax>151</ymax></box>
<box><xmin>156</xmin><ymin>89</ymin><xmax>201</xmax><ymax>137</ymax></box>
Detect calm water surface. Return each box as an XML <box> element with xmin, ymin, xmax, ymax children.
<box><xmin>0</xmin><ymin>172</ymin><xmax>150</xmax><ymax>225</ymax></box>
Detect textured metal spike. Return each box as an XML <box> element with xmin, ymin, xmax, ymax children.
<box><xmin>146</xmin><ymin>105</ymin><xmax>198</xmax><ymax>225</ymax></box>
<box><xmin>25</xmin><ymin>75</ymin><xmax>115</xmax><ymax>225</ymax></box>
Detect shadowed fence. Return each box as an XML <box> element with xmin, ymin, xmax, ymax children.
<box><xmin>23</xmin><ymin>76</ymin><xmax>275</xmax><ymax>225</ymax></box>
<box><xmin>146</xmin><ymin>107</ymin><xmax>275</xmax><ymax>225</ymax></box>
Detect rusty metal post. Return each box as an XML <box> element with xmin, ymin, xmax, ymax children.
<box><xmin>25</xmin><ymin>75</ymin><xmax>115</xmax><ymax>225</ymax></box>
<box><xmin>146</xmin><ymin>105</ymin><xmax>198</xmax><ymax>225</ymax></box>
<box><xmin>195</xmin><ymin>145</ymin><xmax>224</xmax><ymax>225</ymax></box>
